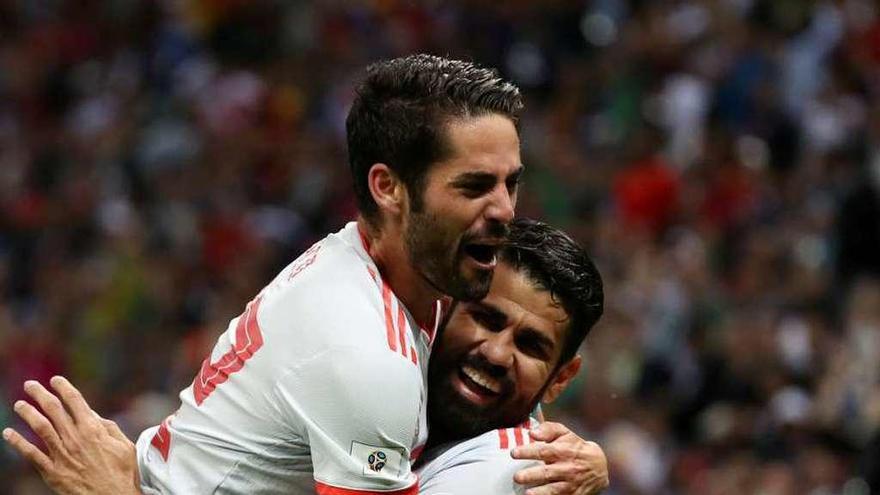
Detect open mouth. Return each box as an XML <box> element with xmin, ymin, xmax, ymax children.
<box><xmin>458</xmin><ymin>364</ymin><xmax>502</xmax><ymax>398</ymax></box>
<box><xmin>463</xmin><ymin>243</ymin><xmax>499</xmax><ymax>268</ymax></box>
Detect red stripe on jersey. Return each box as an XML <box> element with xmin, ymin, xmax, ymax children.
<box><xmin>358</xmin><ymin>226</ymin><xmax>372</xmax><ymax>253</ymax></box>
<box><xmin>410</xmin><ymin>444</ymin><xmax>425</xmax><ymax>461</ymax></box>
<box><xmin>498</xmin><ymin>428</ymin><xmax>509</xmax><ymax>449</ymax></box>
<box><xmin>439</xmin><ymin>296</ymin><xmax>453</xmax><ymax>319</ymax></box>
<box><xmin>150</xmin><ymin>416</ymin><xmax>173</xmax><ymax>461</ymax></box>
<box><xmin>382</xmin><ymin>282</ymin><xmax>397</xmax><ymax>352</ymax></box>
<box><xmin>513</xmin><ymin>427</ymin><xmax>524</xmax><ymax>447</ymax></box>
<box><xmin>315</xmin><ymin>481</ymin><xmax>418</xmax><ymax>495</ymax></box>
<box><xmin>521</xmin><ymin>419</ymin><xmax>531</xmax><ymax>429</ymax></box>
<box><xmin>396</xmin><ymin>305</ymin><xmax>408</xmax><ymax>359</ymax></box>
<box><xmin>193</xmin><ymin>296</ymin><xmax>265</xmax><ymax>405</ymax></box>
<box><xmin>410</xmin><ymin>347</ymin><xmax>417</xmax><ymax>365</ymax></box>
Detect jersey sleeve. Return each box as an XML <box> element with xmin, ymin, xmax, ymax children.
<box><xmin>271</xmin><ymin>345</ymin><xmax>423</xmax><ymax>494</ymax></box>
<box><xmin>417</xmin><ymin>424</ymin><xmax>544</xmax><ymax>495</ymax></box>
<box><xmin>418</xmin><ymin>452</ymin><xmax>538</xmax><ymax>495</ymax></box>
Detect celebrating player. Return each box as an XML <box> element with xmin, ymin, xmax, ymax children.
<box><xmin>5</xmin><ymin>218</ymin><xmax>608</xmax><ymax>494</ymax></box>
<box><xmin>4</xmin><ymin>55</ymin><xmax>607</xmax><ymax>494</ymax></box>
<box><xmin>418</xmin><ymin>218</ymin><xmax>605</xmax><ymax>494</ymax></box>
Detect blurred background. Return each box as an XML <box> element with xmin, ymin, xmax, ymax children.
<box><xmin>1</xmin><ymin>0</ymin><xmax>879</xmax><ymax>493</ymax></box>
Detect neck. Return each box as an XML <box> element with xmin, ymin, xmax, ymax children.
<box><xmin>357</xmin><ymin>216</ymin><xmax>441</xmax><ymax>327</ymax></box>
<box><xmin>423</xmin><ymin>427</ymin><xmax>453</xmax><ymax>454</ymax></box>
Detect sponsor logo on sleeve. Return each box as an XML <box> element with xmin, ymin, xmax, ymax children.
<box><xmin>350</xmin><ymin>441</ymin><xmax>406</xmax><ymax>478</ymax></box>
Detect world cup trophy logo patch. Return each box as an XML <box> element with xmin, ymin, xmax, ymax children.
<box><xmin>367</xmin><ymin>450</ymin><xmax>387</xmax><ymax>472</ymax></box>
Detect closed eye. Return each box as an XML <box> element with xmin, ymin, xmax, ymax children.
<box><xmin>515</xmin><ymin>330</ymin><xmax>554</xmax><ymax>360</ymax></box>
<box><xmin>506</xmin><ymin>170</ymin><xmax>523</xmax><ymax>194</ymax></box>
<box><xmin>453</xmin><ymin>175</ymin><xmax>496</xmax><ymax>198</ymax></box>
<box><xmin>468</xmin><ymin>303</ymin><xmax>507</xmax><ymax>332</ymax></box>
<box><xmin>450</xmin><ymin>166</ymin><xmax>524</xmax><ymax>199</ymax></box>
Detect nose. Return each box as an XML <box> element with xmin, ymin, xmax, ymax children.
<box><xmin>484</xmin><ymin>184</ymin><xmax>515</xmax><ymax>225</ymax></box>
<box><xmin>478</xmin><ymin>330</ymin><xmax>515</xmax><ymax>370</ymax></box>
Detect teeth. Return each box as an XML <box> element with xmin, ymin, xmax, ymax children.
<box><xmin>461</xmin><ymin>365</ymin><xmax>501</xmax><ymax>394</ymax></box>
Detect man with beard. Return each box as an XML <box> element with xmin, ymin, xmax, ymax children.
<box><xmin>3</xmin><ymin>218</ymin><xmax>609</xmax><ymax>495</ymax></box>
<box><xmin>417</xmin><ymin>218</ymin><xmax>605</xmax><ymax>494</ymax></box>
<box><xmin>4</xmin><ymin>55</ymin><xmax>607</xmax><ymax>494</ymax></box>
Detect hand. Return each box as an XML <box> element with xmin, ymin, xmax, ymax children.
<box><xmin>3</xmin><ymin>376</ymin><xmax>142</xmax><ymax>495</ymax></box>
<box><xmin>511</xmin><ymin>422</ymin><xmax>609</xmax><ymax>495</ymax></box>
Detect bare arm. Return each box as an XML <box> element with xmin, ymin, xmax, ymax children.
<box><xmin>511</xmin><ymin>422</ymin><xmax>609</xmax><ymax>495</ymax></box>
<box><xmin>3</xmin><ymin>376</ymin><xmax>142</xmax><ymax>495</ymax></box>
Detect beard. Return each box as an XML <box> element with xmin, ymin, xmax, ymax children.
<box><xmin>404</xmin><ymin>208</ymin><xmax>500</xmax><ymax>302</ymax></box>
<box><xmin>427</xmin><ymin>352</ymin><xmax>544</xmax><ymax>441</ymax></box>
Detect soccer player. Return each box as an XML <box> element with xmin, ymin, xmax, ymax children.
<box><xmin>4</xmin><ymin>219</ymin><xmax>608</xmax><ymax>495</ymax></box>
<box><xmin>417</xmin><ymin>218</ymin><xmax>605</xmax><ymax>494</ymax></box>
<box><xmin>4</xmin><ymin>55</ymin><xmax>606</xmax><ymax>494</ymax></box>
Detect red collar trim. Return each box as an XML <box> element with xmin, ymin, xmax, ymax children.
<box><xmin>357</xmin><ymin>225</ymin><xmax>372</xmax><ymax>254</ymax></box>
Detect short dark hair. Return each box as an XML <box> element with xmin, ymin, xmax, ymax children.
<box><xmin>499</xmin><ymin>218</ymin><xmax>604</xmax><ymax>364</ymax></box>
<box><xmin>346</xmin><ymin>54</ymin><xmax>523</xmax><ymax>224</ymax></box>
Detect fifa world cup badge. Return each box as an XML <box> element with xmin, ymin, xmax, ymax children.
<box><xmin>367</xmin><ymin>451</ymin><xmax>387</xmax><ymax>472</ymax></box>
<box><xmin>351</xmin><ymin>441</ymin><xmax>402</xmax><ymax>476</ymax></box>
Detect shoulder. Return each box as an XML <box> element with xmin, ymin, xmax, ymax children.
<box><xmin>417</xmin><ymin>421</ymin><xmax>541</xmax><ymax>495</ymax></box>
<box><xmin>270</xmin><ymin>345</ymin><xmax>424</xmax><ymax>457</ymax></box>
<box><xmin>275</xmin><ymin>344</ymin><xmax>423</xmax><ymax>402</ymax></box>
<box><xmin>422</xmin><ymin>421</ymin><xmax>537</xmax><ymax>469</ymax></box>
<box><xmin>266</xmin><ymin>228</ymin><xmax>379</xmax><ymax>304</ymax></box>
<box><xmin>241</xmin><ymin>223</ymin><xmax>420</xmax><ymax>373</ymax></box>
<box><xmin>256</xmin><ymin>230</ymin><xmax>387</xmax><ymax>344</ymax></box>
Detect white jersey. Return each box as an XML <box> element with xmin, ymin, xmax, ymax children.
<box><xmin>416</xmin><ymin>418</ymin><xmax>541</xmax><ymax>495</ymax></box>
<box><xmin>136</xmin><ymin>222</ymin><xmax>438</xmax><ymax>494</ymax></box>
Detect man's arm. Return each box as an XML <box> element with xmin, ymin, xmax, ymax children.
<box><xmin>3</xmin><ymin>376</ymin><xmax>141</xmax><ymax>495</ymax></box>
<box><xmin>270</xmin><ymin>345</ymin><xmax>423</xmax><ymax>495</ymax></box>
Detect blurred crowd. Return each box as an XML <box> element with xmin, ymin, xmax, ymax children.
<box><xmin>2</xmin><ymin>0</ymin><xmax>880</xmax><ymax>493</ymax></box>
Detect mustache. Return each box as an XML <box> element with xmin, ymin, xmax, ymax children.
<box><xmin>461</xmin><ymin>353</ymin><xmax>514</xmax><ymax>393</ymax></box>
<box><xmin>463</xmin><ymin>221</ymin><xmax>510</xmax><ymax>243</ymax></box>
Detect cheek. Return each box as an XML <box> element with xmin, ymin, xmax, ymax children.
<box><xmin>515</xmin><ymin>359</ymin><xmax>552</xmax><ymax>396</ymax></box>
<box><xmin>420</xmin><ymin>202</ymin><xmax>471</xmax><ymax>239</ymax></box>
<box><xmin>438</xmin><ymin>316</ymin><xmax>476</xmax><ymax>352</ymax></box>
<box><xmin>440</xmin><ymin>206</ymin><xmax>478</xmax><ymax>232</ymax></box>
<box><xmin>430</xmin><ymin>192</ymin><xmax>487</xmax><ymax>228</ymax></box>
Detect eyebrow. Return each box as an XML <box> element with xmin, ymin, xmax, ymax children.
<box><xmin>518</xmin><ymin>327</ymin><xmax>556</xmax><ymax>356</ymax></box>
<box><xmin>469</xmin><ymin>301</ymin><xmax>508</xmax><ymax>328</ymax></box>
<box><xmin>450</xmin><ymin>166</ymin><xmax>525</xmax><ymax>187</ymax></box>
<box><xmin>472</xmin><ymin>301</ymin><xmax>557</xmax><ymax>354</ymax></box>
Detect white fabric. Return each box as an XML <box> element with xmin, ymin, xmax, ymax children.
<box><xmin>417</xmin><ymin>418</ymin><xmax>541</xmax><ymax>495</ymax></box>
<box><xmin>136</xmin><ymin>222</ymin><xmax>433</xmax><ymax>494</ymax></box>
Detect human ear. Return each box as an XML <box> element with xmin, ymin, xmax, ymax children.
<box><xmin>541</xmin><ymin>355</ymin><xmax>582</xmax><ymax>404</ymax></box>
<box><xmin>367</xmin><ymin>163</ymin><xmax>406</xmax><ymax>217</ymax></box>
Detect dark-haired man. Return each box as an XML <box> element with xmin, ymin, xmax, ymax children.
<box><xmin>5</xmin><ymin>56</ymin><xmax>606</xmax><ymax>494</ymax></box>
<box><xmin>6</xmin><ymin>218</ymin><xmax>608</xmax><ymax>495</ymax></box>
<box><xmin>417</xmin><ymin>218</ymin><xmax>605</xmax><ymax>494</ymax></box>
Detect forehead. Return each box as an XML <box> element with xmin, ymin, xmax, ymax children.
<box><xmin>484</xmin><ymin>263</ymin><xmax>568</xmax><ymax>333</ymax></box>
<box><xmin>454</xmin><ymin>262</ymin><xmax>569</xmax><ymax>351</ymax></box>
<box><xmin>428</xmin><ymin>113</ymin><xmax>522</xmax><ymax>180</ymax></box>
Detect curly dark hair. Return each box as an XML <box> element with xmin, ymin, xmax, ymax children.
<box><xmin>500</xmin><ymin>218</ymin><xmax>604</xmax><ymax>363</ymax></box>
<box><xmin>346</xmin><ymin>54</ymin><xmax>523</xmax><ymax>224</ymax></box>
